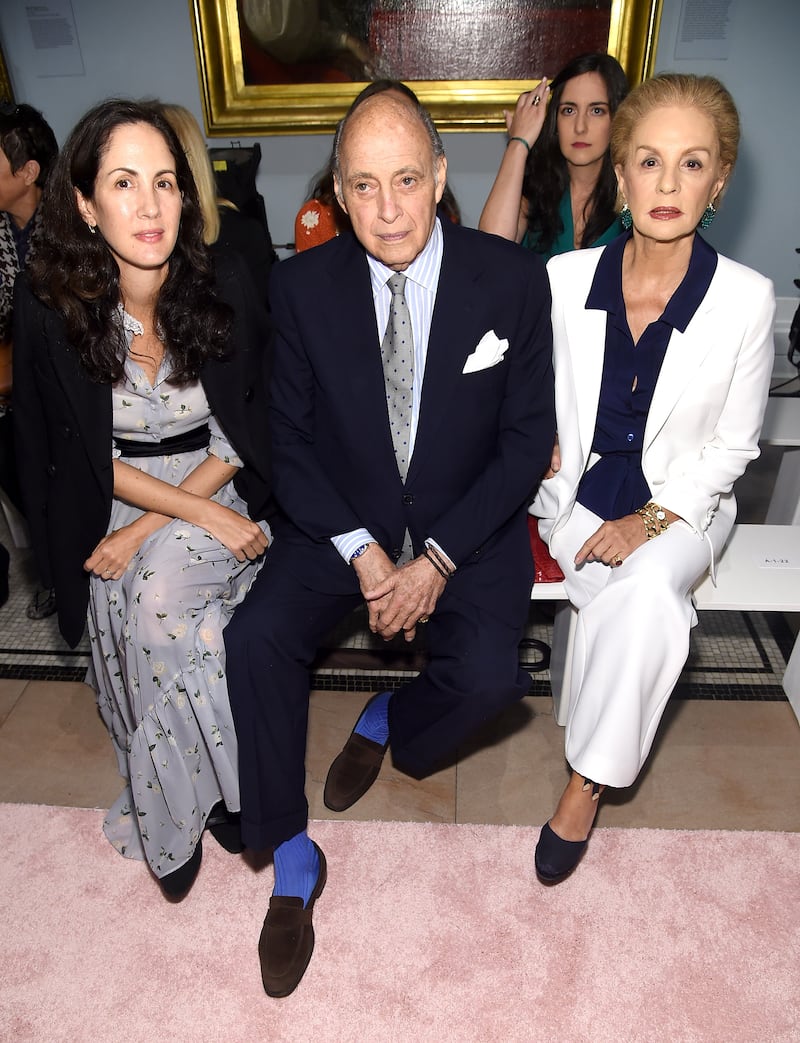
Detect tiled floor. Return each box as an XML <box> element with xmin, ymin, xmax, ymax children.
<box><xmin>1</xmin><ymin>681</ymin><xmax>799</xmax><ymax>833</ymax></box>
<box><xmin>1</xmin><ymin>414</ymin><xmax>799</xmax><ymax>836</ymax></box>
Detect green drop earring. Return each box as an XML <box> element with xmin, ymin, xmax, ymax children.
<box><xmin>699</xmin><ymin>202</ymin><xmax>716</xmax><ymax>230</ymax></box>
<box><xmin>620</xmin><ymin>203</ymin><xmax>632</xmax><ymax>231</ymax></box>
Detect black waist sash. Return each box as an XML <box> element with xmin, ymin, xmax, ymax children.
<box><xmin>114</xmin><ymin>423</ymin><xmax>211</xmax><ymax>458</ymax></box>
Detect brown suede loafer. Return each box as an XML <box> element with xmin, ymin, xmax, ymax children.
<box><xmin>259</xmin><ymin>842</ymin><xmax>327</xmax><ymax>998</ymax></box>
<box><xmin>324</xmin><ymin>696</ymin><xmax>390</xmax><ymax>812</ymax></box>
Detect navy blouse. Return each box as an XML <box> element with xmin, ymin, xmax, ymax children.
<box><xmin>577</xmin><ymin>231</ymin><xmax>718</xmax><ymax>520</ymax></box>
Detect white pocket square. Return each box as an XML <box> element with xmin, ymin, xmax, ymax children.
<box><xmin>462</xmin><ymin>329</ymin><xmax>509</xmax><ymax>374</ymax></box>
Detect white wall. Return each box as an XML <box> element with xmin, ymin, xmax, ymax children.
<box><xmin>1</xmin><ymin>0</ymin><xmax>798</xmax><ymax>295</ymax></box>
<box><xmin>652</xmin><ymin>0</ymin><xmax>800</xmax><ymax>297</ymax></box>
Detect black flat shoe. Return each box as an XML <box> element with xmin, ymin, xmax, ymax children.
<box><xmin>159</xmin><ymin>839</ymin><xmax>203</xmax><ymax>900</ymax></box>
<box><xmin>26</xmin><ymin>586</ymin><xmax>56</xmax><ymax>619</ymax></box>
<box><xmin>535</xmin><ymin>775</ymin><xmax>603</xmax><ymax>883</ymax></box>
<box><xmin>206</xmin><ymin>801</ymin><xmax>245</xmax><ymax>854</ymax></box>
<box><xmin>534</xmin><ymin>821</ymin><xmax>588</xmax><ymax>883</ymax></box>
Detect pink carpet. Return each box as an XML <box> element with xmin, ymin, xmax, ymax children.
<box><xmin>1</xmin><ymin>805</ymin><xmax>798</xmax><ymax>1042</ymax></box>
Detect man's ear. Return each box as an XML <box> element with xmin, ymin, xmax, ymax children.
<box><xmin>434</xmin><ymin>155</ymin><xmax>447</xmax><ymax>205</ymax></box>
<box><xmin>333</xmin><ymin>174</ymin><xmax>348</xmax><ymax>215</ymax></box>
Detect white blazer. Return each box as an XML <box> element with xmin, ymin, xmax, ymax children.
<box><xmin>532</xmin><ymin>242</ymin><xmax>776</xmax><ymax>575</ymax></box>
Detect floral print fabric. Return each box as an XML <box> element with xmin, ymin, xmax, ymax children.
<box><xmin>87</xmin><ymin>353</ymin><xmax>267</xmax><ymax>878</ymax></box>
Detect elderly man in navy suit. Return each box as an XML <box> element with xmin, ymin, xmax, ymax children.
<box><xmin>225</xmin><ymin>80</ymin><xmax>555</xmax><ymax>997</ymax></box>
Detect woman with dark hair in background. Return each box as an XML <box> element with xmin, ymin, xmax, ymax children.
<box><xmin>480</xmin><ymin>52</ymin><xmax>628</xmax><ymax>259</ymax></box>
<box><xmin>13</xmin><ymin>98</ymin><xmax>273</xmax><ymax>898</ymax></box>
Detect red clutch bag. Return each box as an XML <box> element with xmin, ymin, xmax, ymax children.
<box><xmin>528</xmin><ymin>515</ymin><xmax>564</xmax><ymax>584</ymax></box>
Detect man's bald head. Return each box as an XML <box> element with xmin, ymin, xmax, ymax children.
<box><xmin>332</xmin><ymin>86</ymin><xmax>447</xmax><ymax>271</ymax></box>
<box><xmin>332</xmin><ymin>80</ymin><xmax>445</xmax><ymax>187</ymax></box>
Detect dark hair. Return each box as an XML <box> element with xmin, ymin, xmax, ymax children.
<box><xmin>304</xmin><ymin>153</ymin><xmax>351</xmax><ymax>236</ymax></box>
<box><xmin>0</xmin><ymin>103</ymin><xmax>58</xmax><ymax>187</ymax></box>
<box><xmin>522</xmin><ymin>53</ymin><xmax>629</xmax><ymax>253</ymax></box>
<box><xmin>29</xmin><ymin>98</ymin><xmax>231</xmax><ymax>386</ymax></box>
<box><xmin>438</xmin><ymin>183</ymin><xmax>461</xmax><ymax>225</ymax></box>
<box><xmin>331</xmin><ymin>79</ymin><xmax>445</xmax><ymax>185</ymax></box>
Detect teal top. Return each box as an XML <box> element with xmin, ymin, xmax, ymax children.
<box><xmin>522</xmin><ymin>188</ymin><xmax>624</xmax><ymax>262</ymax></box>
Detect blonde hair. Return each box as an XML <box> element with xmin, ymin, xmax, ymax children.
<box><xmin>611</xmin><ymin>73</ymin><xmax>740</xmax><ymax>206</ymax></box>
<box><xmin>160</xmin><ymin>103</ymin><xmax>221</xmax><ymax>244</ymax></box>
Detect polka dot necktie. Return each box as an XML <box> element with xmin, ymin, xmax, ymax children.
<box><xmin>381</xmin><ymin>273</ymin><xmax>414</xmax><ymax>481</ymax></box>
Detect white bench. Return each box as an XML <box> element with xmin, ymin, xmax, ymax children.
<box><xmin>760</xmin><ymin>396</ymin><xmax>800</xmax><ymax>524</ymax></box>
<box><xmin>531</xmin><ymin>524</ymin><xmax>800</xmax><ymax>727</ymax></box>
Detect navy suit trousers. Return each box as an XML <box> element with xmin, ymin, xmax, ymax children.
<box><xmin>224</xmin><ymin>547</ymin><xmax>531</xmax><ymax>851</ymax></box>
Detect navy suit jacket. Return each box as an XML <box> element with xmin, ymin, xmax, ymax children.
<box><xmin>268</xmin><ymin>219</ymin><xmax>555</xmax><ymax>626</ymax></box>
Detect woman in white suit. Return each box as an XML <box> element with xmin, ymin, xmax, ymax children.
<box><xmin>531</xmin><ymin>74</ymin><xmax>775</xmax><ymax>882</ymax></box>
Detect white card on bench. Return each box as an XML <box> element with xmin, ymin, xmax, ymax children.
<box><xmin>757</xmin><ymin>553</ymin><xmax>800</xmax><ymax>569</ymax></box>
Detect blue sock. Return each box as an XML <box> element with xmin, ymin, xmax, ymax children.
<box><xmin>353</xmin><ymin>690</ymin><xmax>392</xmax><ymax>745</ymax></box>
<box><xmin>273</xmin><ymin>831</ymin><xmax>320</xmax><ymax>907</ymax></box>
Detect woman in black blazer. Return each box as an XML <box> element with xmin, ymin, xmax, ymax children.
<box><xmin>13</xmin><ymin>99</ymin><xmax>273</xmax><ymax>898</ymax></box>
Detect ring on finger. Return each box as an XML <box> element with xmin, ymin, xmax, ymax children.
<box><xmin>418</xmin><ymin>615</ymin><xmax>430</xmax><ymax>624</ymax></box>
<box><xmin>613</xmin><ymin>556</ymin><xmax>623</xmax><ymax>568</ymax></box>
<box><xmin>532</xmin><ymin>93</ymin><xmax>541</xmax><ymax>106</ymax></box>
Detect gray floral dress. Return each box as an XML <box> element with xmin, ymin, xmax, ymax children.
<box><xmin>86</xmin><ymin>318</ymin><xmax>268</xmax><ymax>879</ymax></box>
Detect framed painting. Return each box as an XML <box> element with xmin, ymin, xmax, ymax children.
<box><xmin>0</xmin><ymin>41</ymin><xmax>14</xmax><ymax>106</ymax></box>
<box><xmin>190</xmin><ymin>0</ymin><xmax>662</xmax><ymax>135</ymax></box>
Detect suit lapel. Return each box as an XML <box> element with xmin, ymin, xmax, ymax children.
<box><xmin>559</xmin><ymin>284</ymin><xmax>607</xmax><ymax>460</ymax></box>
<box><xmin>325</xmin><ymin>235</ymin><xmax>383</xmax><ymax>376</ymax></box>
<box><xmin>644</xmin><ymin>297</ymin><xmax>715</xmax><ymax>448</ymax></box>
<box><xmin>407</xmin><ymin>228</ymin><xmax>478</xmax><ymax>483</ymax></box>
<box><xmin>328</xmin><ymin>236</ymin><xmax>414</xmax><ymax>474</ymax></box>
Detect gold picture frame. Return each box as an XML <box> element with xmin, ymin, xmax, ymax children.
<box><xmin>0</xmin><ymin>40</ymin><xmax>14</xmax><ymax>105</ymax></box>
<box><xmin>190</xmin><ymin>0</ymin><xmax>662</xmax><ymax>136</ymax></box>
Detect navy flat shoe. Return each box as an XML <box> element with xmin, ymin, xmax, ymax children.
<box><xmin>534</xmin><ymin>821</ymin><xmax>588</xmax><ymax>883</ymax></box>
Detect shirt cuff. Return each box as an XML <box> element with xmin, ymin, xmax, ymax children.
<box><xmin>332</xmin><ymin>528</ymin><xmax>377</xmax><ymax>564</ymax></box>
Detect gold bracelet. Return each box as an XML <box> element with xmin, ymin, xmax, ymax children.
<box><xmin>634</xmin><ymin>501</ymin><xmax>669</xmax><ymax>540</ymax></box>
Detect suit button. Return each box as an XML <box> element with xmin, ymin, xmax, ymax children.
<box><xmin>244</xmin><ymin>386</ymin><xmax>254</xmax><ymax>402</ymax></box>
<box><xmin>402</xmin><ymin>494</ymin><xmax>414</xmax><ymax>505</ymax></box>
<box><xmin>62</xmin><ymin>426</ymin><xmax>72</xmax><ymax>438</ymax></box>
<box><xmin>391</xmin><ymin>548</ymin><xmax>401</xmax><ymax>559</ymax></box>
<box><xmin>47</xmin><ymin>464</ymin><xmax>56</xmax><ymax>477</ymax></box>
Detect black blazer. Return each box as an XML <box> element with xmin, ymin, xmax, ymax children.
<box><xmin>12</xmin><ymin>252</ymin><xmax>274</xmax><ymax>647</ymax></box>
<box><xmin>268</xmin><ymin>220</ymin><xmax>556</xmax><ymax>627</ymax></box>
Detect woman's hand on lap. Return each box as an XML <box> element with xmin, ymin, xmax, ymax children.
<box><xmin>575</xmin><ymin>514</ymin><xmax>646</xmax><ymax>568</ymax></box>
<box><xmin>199</xmin><ymin>501</ymin><xmax>269</xmax><ymax>561</ymax></box>
<box><xmin>84</xmin><ymin>524</ymin><xmax>148</xmax><ymax>579</ymax></box>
